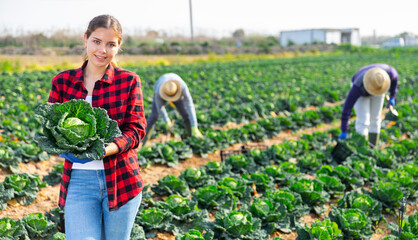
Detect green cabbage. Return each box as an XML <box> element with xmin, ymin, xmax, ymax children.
<box><xmin>34</xmin><ymin>99</ymin><xmax>122</xmax><ymax>160</ymax></box>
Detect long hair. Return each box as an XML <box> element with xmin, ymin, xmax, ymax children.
<box><xmin>83</xmin><ymin>15</ymin><xmax>122</xmax><ymax>67</ymax></box>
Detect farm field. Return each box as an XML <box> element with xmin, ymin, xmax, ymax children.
<box><xmin>0</xmin><ymin>52</ymin><xmax>417</xmax><ymax>240</ymax></box>
<box><xmin>0</xmin><ymin>52</ymin><xmax>306</xmax><ymax>72</ymax></box>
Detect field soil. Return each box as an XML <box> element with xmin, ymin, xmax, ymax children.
<box><xmin>0</xmin><ymin>108</ymin><xmax>414</xmax><ymax>240</ymax></box>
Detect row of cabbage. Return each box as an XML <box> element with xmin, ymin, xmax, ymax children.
<box><xmin>0</xmin><ymin>53</ymin><xmax>417</xmax><ymax>239</ymax></box>
<box><xmin>138</xmin><ymin>104</ymin><xmax>342</xmax><ymax>167</ymax></box>
<box><xmin>1</xmin><ymin>101</ymin><xmax>416</xmax><ymax>239</ymax></box>
<box><xmin>1</xmin><ymin>100</ymin><xmax>413</xmax><ymax>213</ymax></box>
<box><xmin>143</xmin><ymin>53</ymin><xmax>416</xmax><ymax>137</ymax></box>
<box><xmin>140</xmin><ymin>97</ymin><xmax>417</xmax><ymax>169</ymax></box>
<box><xmin>0</xmin><ymin>103</ymin><xmax>342</xmax><ymax>210</ymax></box>
<box><xmin>2</xmin><ymin>129</ymin><xmax>415</xmax><ymax>239</ymax></box>
<box><xmin>131</xmin><ymin>99</ymin><xmax>418</xmax><ymax>239</ymax></box>
<box><xmin>1</xmin><ymin>53</ymin><xmax>417</xmax><ymax>167</ymax></box>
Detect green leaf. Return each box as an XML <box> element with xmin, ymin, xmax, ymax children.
<box><xmin>34</xmin><ymin>99</ymin><xmax>122</xmax><ymax>160</ymax></box>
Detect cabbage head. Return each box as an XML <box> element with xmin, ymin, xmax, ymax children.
<box><xmin>34</xmin><ymin>99</ymin><xmax>122</xmax><ymax>160</ymax></box>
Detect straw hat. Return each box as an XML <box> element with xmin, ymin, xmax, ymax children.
<box><xmin>363</xmin><ymin>68</ymin><xmax>390</xmax><ymax>96</ymax></box>
<box><xmin>159</xmin><ymin>80</ymin><xmax>182</xmax><ymax>102</ymax></box>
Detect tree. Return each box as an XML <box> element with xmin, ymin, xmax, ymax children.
<box><xmin>232</xmin><ymin>29</ymin><xmax>245</xmax><ymax>41</ymax></box>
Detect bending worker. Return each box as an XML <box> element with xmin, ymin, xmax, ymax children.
<box><xmin>143</xmin><ymin>73</ymin><xmax>203</xmax><ymax>145</ymax></box>
<box><xmin>339</xmin><ymin>63</ymin><xmax>398</xmax><ymax>147</ymax></box>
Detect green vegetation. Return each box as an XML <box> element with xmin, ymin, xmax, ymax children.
<box><xmin>0</xmin><ymin>52</ymin><xmax>416</xmax><ymax>239</ymax></box>
<box><xmin>34</xmin><ymin>99</ymin><xmax>122</xmax><ymax>160</ymax></box>
<box><xmin>0</xmin><ymin>173</ymin><xmax>46</xmax><ymax>210</ymax></box>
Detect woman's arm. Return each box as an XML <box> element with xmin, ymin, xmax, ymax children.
<box><xmin>341</xmin><ymin>86</ymin><xmax>362</xmax><ymax>132</ymax></box>
<box><xmin>388</xmin><ymin>67</ymin><xmax>398</xmax><ymax>97</ymax></box>
<box><xmin>182</xmin><ymin>86</ymin><xmax>198</xmax><ymax>127</ymax></box>
<box><xmin>112</xmin><ymin>74</ymin><xmax>147</xmax><ymax>153</ymax></box>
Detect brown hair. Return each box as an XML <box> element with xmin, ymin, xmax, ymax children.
<box><xmin>83</xmin><ymin>14</ymin><xmax>122</xmax><ymax>67</ymax></box>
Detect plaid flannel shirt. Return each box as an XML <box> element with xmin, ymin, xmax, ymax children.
<box><xmin>48</xmin><ymin>61</ymin><xmax>146</xmax><ymax>211</ymax></box>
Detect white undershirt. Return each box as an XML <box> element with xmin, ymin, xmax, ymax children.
<box><xmin>72</xmin><ymin>96</ymin><xmax>105</xmax><ymax>170</ymax></box>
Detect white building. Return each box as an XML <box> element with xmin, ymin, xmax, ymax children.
<box><xmin>381</xmin><ymin>38</ymin><xmax>405</xmax><ymax>48</ymax></box>
<box><xmin>279</xmin><ymin>28</ymin><xmax>361</xmax><ymax>46</ymax></box>
<box><xmin>403</xmin><ymin>33</ymin><xmax>418</xmax><ymax>46</ymax></box>
<box><xmin>381</xmin><ymin>33</ymin><xmax>418</xmax><ymax>48</ymax></box>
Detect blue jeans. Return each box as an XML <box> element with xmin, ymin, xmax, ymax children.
<box><xmin>65</xmin><ymin>169</ymin><xmax>142</xmax><ymax>240</ymax></box>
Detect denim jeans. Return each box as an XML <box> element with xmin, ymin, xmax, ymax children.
<box><xmin>65</xmin><ymin>169</ymin><xmax>142</xmax><ymax>240</ymax></box>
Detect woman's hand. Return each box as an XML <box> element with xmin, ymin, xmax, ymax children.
<box><xmin>191</xmin><ymin>126</ymin><xmax>204</xmax><ymax>138</ymax></box>
<box><xmin>104</xmin><ymin>142</ymin><xmax>119</xmax><ymax>157</ymax></box>
<box><xmin>386</xmin><ymin>97</ymin><xmax>395</xmax><ymax>108</ymax></box>
<box><xmin>338</xmin><ymin>132</ymin><xmax>347</xmax><ymax>140</ymax></box>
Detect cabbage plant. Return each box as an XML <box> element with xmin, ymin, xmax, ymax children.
<box><xmin>42</xmin><ymin>162</ymin><xmax>64</xmax><ymax>186</ymax></box>
<box><xmin>337</xmin><ymin>190</ymin><xmax>382</xmax><ymax>223</ymax></box>
<box><xmin>157</xmin><ymin>195</ymin><xmax>210</xmax><ymax>234</ymax></box>
<box><xmin>158</xmin><ymin>195</ymin><xmax>208</xmax><ymax>222</ymax></box>
<box><xmin>0</xmin><ymin>146</ymin><xmax>19</xmax><ymax>173</ymax></box>
<box><xmin>180</xmin><ymin>167</ymin><xmax>213</xmax><ymax>188</ymax></box>
<box><xmin>296</xmin><ymin>219</ymin><xmax>343</xmax><ymax>240</ymax></box>
<box><xmin>290</xmin><ymin>178</ymin><xmax>330</xmax><ymax>214</ymax></box>
<box><xmin>1</xmin><ymin>173</ymin><xmax>46</xmax><ymax>208</ymax></box>
<box><xmin>225</xmin><ymin>154</ymin><xmax>255</xmax><ymax>173</ymax></box>
<box><xmin>193</xmin><ymin>185</ymin><xmax>237</xmax><ymax>211</ymax></box>
<box><xmin>151</xmin><ymin>174</ymin><xmax>190</xmax><ymax>197</ymax></box>
<box><xmin>242</xmin><ymin>172</ymin><xmax>275</xmax><ymax>195</ymax></box>
<box><xmin>203</xmin><ymin>161</ymin><xmax>232</xmax><ymax>180</ymax></box>
<box><xmin>175</xmin><ymin>229</ymin><xmax>214</xmax><ymax>240</ymax></box>
<box><xmin>0</xmin><ymin>217</ymin><xmax>28</xmax><ymax>239</ymax></box>
<box><xmin>247</xmin><ymin>198</ymin><xmax>291</xmax><ymax>234</ymax></box>
<box><xmin>135</xmin><ymin>207</ymin><xmax>173</xmax><ymax>234</ymax></box>
<box><xmin>217</xmin><ymin>176</ymin><xmax>251</xmax><ymax>202</ymax></box>
<box><xmin>329</xmin><ymin>206</ymin><xmax>373</xmax><ymax>240</ymax></box>
<box><xmin>263</xmin><ymin>162</ymin><xmax>300</xmax><ymax>185</ymax></box>
<box><xmin>316</xmin><ymin>175</ymin><xmax>345</xmax><ymax>199</ymax></box>
<box><xmin>23</xmin><ymin>213</ymin><xmax>56</xmax><ymax>239</ymax></box>
<box><xmin>213</xmin><ymin>209</ymin><xmax>267</xmax><ymax>239</ymax></box>
<box><xmin>369</xmin><ymin>181</ymin><xmax>404</xmax><ymax>209</ymax></box>
<box><xmin>34</xmin><ymin>99</ymin><xmax>122</xmax><ymax>160</ymax></box>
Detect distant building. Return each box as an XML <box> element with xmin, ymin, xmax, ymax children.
<box><xmin>381</xmin><ymin>33</ymin><xmax>418</xmax><ymax>48</ymax></box>
<box><xmin>279</xmin><ymin>28</ymin><xmax>361</xmax><ymax>46</ymax></box>
<box><xmin>381</xmin><ymin>38</ymin><xmax>405</xmax><ymax>48</ymax></box>
<box><xmin>403</xmin><ymin>33</ymin><xmax>418</xmax><ymax>46</ymax></box>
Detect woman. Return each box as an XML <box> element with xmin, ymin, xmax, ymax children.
<box><xmin>339</xmin><ymin>64</ymin><xmax>398</xmax><ymax>147</ymax></box>
<box><xmin>142</xmin><ymin>73</ymin><xmax>203</xmax><ymax>145</ymax></box>
<box><xmin>48</xmin><ymin>15</ymin><xmax>146</xmax><ymax>239</ymax></box>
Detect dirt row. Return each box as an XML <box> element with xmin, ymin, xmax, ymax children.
<box><xmin>0</xmin><ymin>120</ymin><xmax>339</xmax><ymax>221</ymax></box>
<box><xmin>0</xmin><ymin>107</ymin><xmax>413</xmax><ymax>240</ymax></box>
<box><xmin>0</xmin><ymin>103</ymin><xmax>342</xmax><ymax>220</ymax></box>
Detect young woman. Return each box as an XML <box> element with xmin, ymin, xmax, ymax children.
<box><xmin>48</xmin><ymin>14</ymin><xmax>146</xmax><ymax>239</ymax></box>
<box><xmin>339</xmin><ymin>64</ymin><xmax>398</xmax><ymax>147</ymax></box>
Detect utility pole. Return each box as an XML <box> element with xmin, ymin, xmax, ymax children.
<box><xmin>373</xmin><ymin>29</ymin><xmax>376</xmax><ymax>46</ymax></box>
<box><xmin>189</xmin><ymin>0</ymin><xmax>194</xmax><ymax>43</ymax></box>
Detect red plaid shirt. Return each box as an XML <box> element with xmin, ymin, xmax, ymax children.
<box><xmin>48</xmin><ymin>61</ymin><xmax>146</xmax><ymax>211</ymax></box>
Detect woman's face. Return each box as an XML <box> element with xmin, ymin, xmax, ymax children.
<box><xmin>84</xmin><ymin>27</ymin><xmax>120</xmax><ymax>69</ymax></box>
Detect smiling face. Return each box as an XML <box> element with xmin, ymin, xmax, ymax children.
<box><xmin>84</xmin><ymin>27</ymin><xmax>120</xmax><ymax>69</ymax></box>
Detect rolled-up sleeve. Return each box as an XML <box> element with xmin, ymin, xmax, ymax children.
<box><xmin>113</xmin><ymin>74</ymin><xmax>147</xmax><ymax>153</ymax></box>
<box><xmin>341</xmin><ymin>86</ymin><xmax>361</xmax><ymax>132</ymax></box>
<box><xmin>388</xmin><ymin>69</ymin><xmax>398</xmax><ymax>98</ymax></box>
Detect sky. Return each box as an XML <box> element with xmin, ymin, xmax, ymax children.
<box><xmin>0</xmin><ymin>0</ymin><xmax>417</xmax><ymax>38</ymax></box>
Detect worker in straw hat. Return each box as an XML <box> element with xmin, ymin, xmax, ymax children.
<box><xmin>142</xmin><ymin>73</ymin><xmax>203</xmax><ymax>145</ymax></box>
<box><xmin>339</xmin><ymin>64</ymin><xmax>398</xmax><ymax>147</ymax></box>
